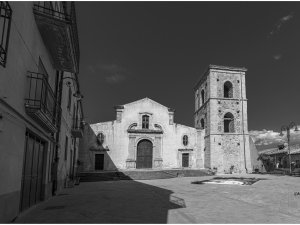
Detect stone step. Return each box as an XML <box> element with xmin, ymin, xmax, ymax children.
<box><xmin>79</xmin><ymin>169</ymin><xmax>213</xmax><ymax>182</ymax></box>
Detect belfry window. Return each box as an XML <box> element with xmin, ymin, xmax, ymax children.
<box><xmin>224</xmin><ymin>112</ymin><xmax>234</xmax><ymax>133</ymax></box>
<box><xmin>201</xmin><ymin>89</ymin><xmax>205</xmax><ymax>105</ymax></box>
<box><xmin>0</xmin><ymin>2</ymin><xmax>12</xmax><ymax>67</ymax></box>
<box><xmin>183</xmin><ymin>135</ymin><xmax>188</xmax><ymax>146</ymax></box>
<box><xmin>142</xmin><ymin>115</ymin><xmax>149</xmax><ymax>129</ymax></box>
<box><xmin>224</xmin><ymin>81</ymin><xmax>233</xmax><ymax>98</ymax></box>
<box><xmin>200</xmin><ymin>118</ymin><xmax>205</xmax><ymax>129</ymax></box>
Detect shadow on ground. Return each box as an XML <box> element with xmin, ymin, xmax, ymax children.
<box><xmin>14</xmin><ymin>179</ymin><xmax>185</xmax><ymax>223</ymax></box>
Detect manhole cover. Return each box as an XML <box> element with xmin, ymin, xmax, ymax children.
<box><xmin>44</xmin><ymin>205</ymin><xmax>65</xmax><ymax>210</ymax></box>
<box><xmin>192</xmin><ymin>177</ymin><xmax>263</xmax><ymax>185</ymax></box>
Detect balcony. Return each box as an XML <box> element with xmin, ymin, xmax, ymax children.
<box><xmin>33</xmin><ymin>2</ymin><xmax>80</xmax><ymax>73</ymax></box>
<box><xmin>25</xmin><ymin>72</ymin><xmax>59</xmax><ymax>133</ymax></box>
<box><xmin>71</xmin><ymin>118</ymin><xmax>83</xmax><ymax>138</ymax></box>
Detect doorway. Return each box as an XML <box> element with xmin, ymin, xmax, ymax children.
<box><xmin>136</xmin><ymin>140</ymin><xmax>153</xmax><ymax>169</ymax></box>
<box><xmin>182</xmin><ymin>153</ymin><xmax>189</xmax><ymax>168</ymax></box>
<box><xmin>20</xmin><ymin>131</ymin><xmax>46</xmax><ymax>211</ymax></box>
<box><xmin>95</xmin><ymin>154</ymin><xmax>104</xmax><ymax>170</ymax></box>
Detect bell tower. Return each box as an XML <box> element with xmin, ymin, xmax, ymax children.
<box><xmin>194</xmin><ymin>65</ymin><xmax>252</xmax><ymax>173</ymax></box>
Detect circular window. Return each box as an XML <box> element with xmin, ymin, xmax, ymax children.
<box><xmin>183</xmin><ymin>135</ymin><xmax>188</xmax><ymax>146</ymax></box>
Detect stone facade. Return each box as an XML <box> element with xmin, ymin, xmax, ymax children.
<box><xmin>194</xmin><ymin>65</ymin><xmax>253</xmax><ymax>174</ymax></box>
<box><xmin>79</xmin><ymin>98</ymin><xmax>205</xmax><ymax>171</ymax></box>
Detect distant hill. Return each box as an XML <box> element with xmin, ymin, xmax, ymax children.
<box><xmin>249</xmin><ymin>128</ymin><xmax>300</xmax><ymax>152</ymax></box>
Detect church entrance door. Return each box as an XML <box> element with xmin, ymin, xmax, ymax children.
<box><xmin>136</xmin><ymin>140</ymin><xmax>153</xmax><ymax>169</ymax></box>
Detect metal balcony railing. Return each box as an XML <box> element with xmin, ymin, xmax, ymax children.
<box><xmin>25</xmin><ymin>72</ymin><xmax>59</xmax><ymax>133</ymax></box>
<box><xmin>33</xmin><ymin>1</ymin><xmax>80</xmax><ymax>73</ymax></box>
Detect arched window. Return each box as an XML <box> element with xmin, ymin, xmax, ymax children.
<box><xmin>200</xmin><ymin>118</ymin><xmax>205</xmax><ymax>129</ymax></box>
<box><xmin>201</xmin><ymin>89</ymin><xmax>205</xmax><ymax>105</ymax></box>
<box><xmin>97</xmin><ymin>132</ymin><xmax>105</xmax><ymax>145</ymax></box>
<box><xmin>224</xmin><ymin>81</ymin><xmax>233</xmax><ymax>98</ymax></box>
<box><xmin>183</xmin><ymin>135</ymin><xmax>188</xmax><ymax>146</ymax></box>
<box><xmin>142</xmin><ymin>115</ymin><xmax>149</xmax><ymax>129</ymax></box>
<box><xmin>224</xmin><ymin>112</ymin><xmax>234</xmax><ymax>133</ymax></box>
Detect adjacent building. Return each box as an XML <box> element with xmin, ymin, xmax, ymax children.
<box><xmin>0</xmin><ymin>2</ymin><xmax>83</xmax><ymax>222</ymax></box>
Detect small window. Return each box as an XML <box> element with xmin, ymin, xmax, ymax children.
<box><xmin>200</xmin><ymin>119</ymin><xmax>205</xmax><ymax>129</ymax></box>
<box><xmin>64</xmin><ymin>136</ymin><xmax>68</xmax><ymax>160</ymax></box>
<box><xmin>97</xmin><ymin>132</ymin><xmax>105</xmax><ymax>145</ymax></box>
<box><xmin>224</xmin><ymin>112</ymin><xmax>234</xmax><ymax>133</ymax></box>
<box><xmin>183</xmin><ymin>135</ymin><xmax>188</xmax><ymax>146</ymax></box>
<box><xmin>224</xmin><ymin>81</ymin><xmax>233</xmax><ymax>98</ymax></box>
<box><xmin>142</xmin><ymin>115</ymin><xmax>149</xmax><ymax>129</ymax></box>
<box><xmin>0</xmin><ymin>2</ymin><xmax>12</xmax><ymax>67</ymax></box>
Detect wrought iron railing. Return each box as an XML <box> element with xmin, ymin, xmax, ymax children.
<box><xmin>33</xmin><ymin>1</ymin><xmax>80</xmax><ymax>71</ymax></box>
<box><xmin>25</xmin><ymin>72</ymin><xmax>58</xmax><ymax>125</ymax></box>
<box><xmin>0</xmin><ymin>1</ymin><xmax>12</xmax><ymax>67</ymax></box>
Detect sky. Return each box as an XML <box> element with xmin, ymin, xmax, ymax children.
<box><xmin>76</xmin><ymin>1</ymin><xmax>300</xmax><ymax>132</ymax></box>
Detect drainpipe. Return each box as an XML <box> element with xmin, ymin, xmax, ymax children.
<box><xmin>240</xmin><ymin>72</ymin><xmax>248</xmax><ymax>173</ymax></box>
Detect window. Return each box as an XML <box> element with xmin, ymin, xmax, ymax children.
<box><xmin>224</xmin><ymin>112</ymin><xmax>234</xmax><ymax>133</ymax></box>
<box><xmin>64</xmin><ymin>136</ymin><xmax>68</xmax><ymax>160</ymax></box>
<box><xmin>97</xmin><ymin>132</ymin><xmax>105</xmax><ymax>145</ymax></box>
<box><xmin>142</xmin><ymin>115</ymin><xmax>149</xmax><ymax>129</ymax></box>
<box><xmin>200</xmin><ymin>118</ymin><xmax>205</xmax><ymax>129</ymax></box>
<box><xmin>0</xmin><ymin>2</ymin><xmax>12</xmax><ymax>67</ymax></box>
<box><xmin>224</xmin><ymin>81</ymin><xmax>233</xmax><ymax>98</ymax></box>
<box><xmin>201</xmin><ymin>90</ymin><xmax>205</xmax><ymax>105</ymax></box>
<box><xmin>183</xmin><ymin>135</ymin><xmax>188</xmax><ymax>146</ymax></box>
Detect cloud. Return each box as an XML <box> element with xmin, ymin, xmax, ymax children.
<box><xmin>249</xmin><ymin>126</ymin><xmax>300</xmax><ymax>150</ymax></box>
<box><xmin>272</xmin><ymin>54</ymin><xmax>282</xmax><ymax>60</ymax></box>
<box><xmin>87</xmin><ymin>63</ymin><xmax>129</xmax><ymax>84</ymax></box>
<box><xmin>269</xmin><ymin>12</ymin><xmax>294</xmax><ymax>37</ymax></box>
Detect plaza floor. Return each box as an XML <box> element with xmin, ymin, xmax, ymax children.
<box><xmin>14</xmin><ymin>174</ymin><xmax>300</xmax><ymax>223</ymax></box>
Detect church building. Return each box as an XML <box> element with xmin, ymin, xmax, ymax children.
<box><xmin>79</xmin><ymin>65</ymin><xmax>257</xmax><ymax>174</ymax></box>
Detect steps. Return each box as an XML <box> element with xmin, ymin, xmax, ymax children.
<box><xmin>79</xmin><ymin>169</ymin><xmax>213</xmax><ymax>182</ymax></box>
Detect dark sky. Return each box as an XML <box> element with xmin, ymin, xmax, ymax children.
<box><xmin>76</xmin><ymin>1</ymin><xmax>300</xmax><ymax>132</ymax></box>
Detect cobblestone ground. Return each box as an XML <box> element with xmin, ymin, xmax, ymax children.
<box><xmin>14</xmin><ymin>174</ymin><xmax>300</xmax><ymax>223</ymax></box>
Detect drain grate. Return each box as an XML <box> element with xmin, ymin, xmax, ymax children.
<box><xmin>192</xmin><ymin>177</ymin><xmax>264</xmax><ymax>185</ymax></box>
<box><xmin>44</xmin><ymin>205</ymin><xmax>65</xmax><ymax>210</ymax></box>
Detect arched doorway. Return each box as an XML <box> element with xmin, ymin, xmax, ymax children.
<box><xmin>136</xmin><ymin>140</ymin><xmax>153</xmax><ymax>169</ymax></box>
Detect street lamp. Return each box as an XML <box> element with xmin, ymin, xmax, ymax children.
<box><xmin>279</xmin><ymin>122</ymin><xmax>299</xmax><ymax>174</ymax></box>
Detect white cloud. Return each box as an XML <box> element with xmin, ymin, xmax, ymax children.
<box><xmin>269</xmin><ymin>12</ymin><xmax>294</xmax><ymax>37</ymax></box>
<box><xmin>272</xmin><ymin>54</ymin><xmax>282</xmax><ymax>60</ymax></box>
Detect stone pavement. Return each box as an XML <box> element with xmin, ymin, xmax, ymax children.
<box><xmin>14</xmin><ymin>174</ymin><xmax>300</xmax><ymax>223</ymax></box>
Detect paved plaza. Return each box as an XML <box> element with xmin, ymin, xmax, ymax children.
<box><xmin>14</xmin><ymin>174</ymin><xmax>300</xmax><ymax>223</ymax></box>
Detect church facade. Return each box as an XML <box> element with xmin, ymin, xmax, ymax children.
<box><xmin>79</xmin><ymin>65</ymin><xmax>256</xmax><ymax>173</ymax></box>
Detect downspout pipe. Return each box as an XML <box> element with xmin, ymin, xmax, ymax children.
<box><xmin>240</xmin><ymin>72</ymin><xmax>248</xmax><ymax>173</ymax></box>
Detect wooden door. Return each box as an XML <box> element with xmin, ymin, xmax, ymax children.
<box><xmin>21</xmin><ymin>131</ymin><xmax>45</xmax><ymax>211</ymax></box>
<box><xmin>95</xmin><ymin>154</ymin><xmax>104</xmax><ymax>170</ymax></box>
<box><xmin>182</xmin><ymin>153</ymin><xmax>189</xmax><ymax>168</ymax></box>
<box><xmin>136</xmin><ymin>140</ymin><xmax>153</xmax><ymax>169</ymax></box>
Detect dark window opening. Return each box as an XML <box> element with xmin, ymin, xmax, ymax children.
<box><xmin>0</xmin><ymin>2</ymin><xmax>12</xmax><ymax>67</ymax></box>
<box><xmin>183</xmin><ymin>135</ymin><xmax>188</xmax><ymax>146</ymax></box>
<box><xmin>200</xmin><ymin>119</ymin><xmax>205</xmax><ymax>129</ymax></box>
<box><xmin>224</xmin><ymin>112</ymin><xmax>234</xmax><ymax>133</ymax></box>
<box><xmin>142</xmin><ymin>115</ymin><xmax>149</xmax><ymax>129</ymax></box>
<box><xmin>224</xmin><ymin>81</ymin><xmax>233</xmax><ymax>98</ymax></box>
<box><xmin>201</xmin><ymin>89</ymin><xmax>205</xmax><ymax>105</ymax></box>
